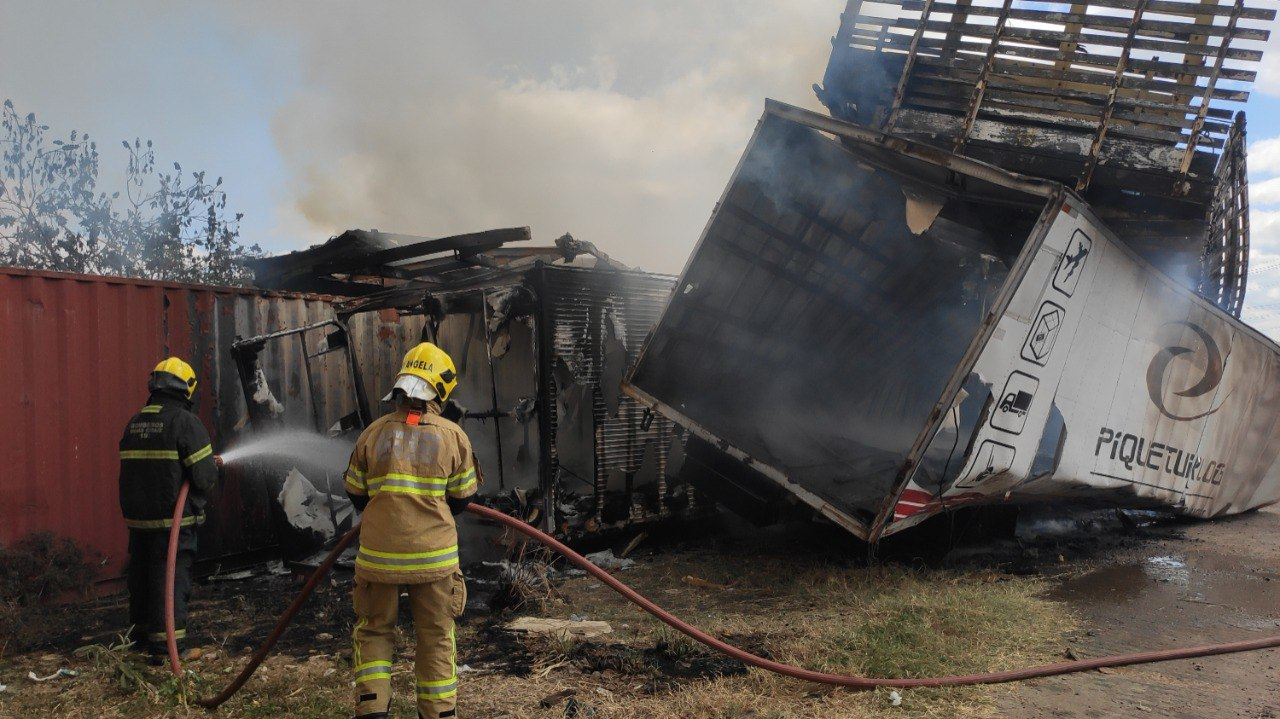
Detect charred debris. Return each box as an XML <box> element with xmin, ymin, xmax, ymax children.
<box><xmin>235</xmin><ymin>227</ymin><xmax>705</xmax><ymax>549</ymax></box>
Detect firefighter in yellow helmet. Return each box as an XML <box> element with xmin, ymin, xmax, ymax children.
<box><xmin>344</xmin><ymin>342</ymin><xmax>478</xmax><ymax>719</ymax></box>
<box><xmin>118</xmin><ymin>357</ymin><xmax>221</xmax><ymax>661</ymax></box>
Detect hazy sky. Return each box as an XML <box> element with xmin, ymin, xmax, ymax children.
<box><xmin>4</xmin><ymin>1</ymin><xmax>1280</xmax><ymax>333</ymax></box>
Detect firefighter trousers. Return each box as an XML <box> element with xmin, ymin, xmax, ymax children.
<box><xmin>126</xmin><ymin>527</ymin><xmax>196</xmax><ymax>653</ymax></box>
<box><xmin>353</xmin><ymin>571</ymin><xmax>466</xmax><ymax>719</ymax></box>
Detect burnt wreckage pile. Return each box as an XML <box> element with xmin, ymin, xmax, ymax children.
<box><xmin>240</xmin><ymin>228</ymin><xmax>702</xmax><ymax>543</ymax></box>
<box><xmin>243</xmin><ymin>0</ymin><xmax>1280</xmax><ymax>546</ymax></box>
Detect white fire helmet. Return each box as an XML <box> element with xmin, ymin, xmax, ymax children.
<box><xmin>382</xmin><ymin>373</ymin><xmax>438</xmax><ymax>403</ymax></box>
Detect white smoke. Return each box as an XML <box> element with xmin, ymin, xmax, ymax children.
<box><xmin>232</xmin><ymin>1</ymin><xmax>837</xmax><ymax>273</ymax></box>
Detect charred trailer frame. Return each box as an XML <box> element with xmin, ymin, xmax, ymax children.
<box><xmin>623</xmin><ymin>100</ymin><xmax>1280</xmax><ymax>543</ymax></box>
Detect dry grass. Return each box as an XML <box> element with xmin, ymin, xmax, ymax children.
<box><xmin>0</xmin><ymin>543</ymin><xmax>1075</xmax><ymax>719</ymax></box>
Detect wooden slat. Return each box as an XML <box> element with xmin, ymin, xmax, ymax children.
<box><xmin>929</xmin><ymin>94</ymin><xmax>1228</xmax><ymax>145</ymax></box>
<box><xmin>1110</xmin><ymin>93</ymin><xmax>1234</xmax><ymax>120</ymax></box>
<box><xmin>840</xmin><ymin>18</ymin><xmax>1269</xmax><ymax>61</ymax></box>
<box><xmin>906</xmin><ymin>59</ymin><xmax>1238</xmax><ymax>119</ymax></box>
<box><xmin>979</xmin><ymin>100</ymin><xmax>1225</xmax><ymax>148</ymax></box>
<box><xmin>892</xmin><ymin>2</ymin><xmax>1272</xmax><ymax>40</ymax></box>
<box><xmin>907</xmin><ymin>92</ymin><xmax>1154</xmax><ymax>143</ymax></box>
<box><xmin>898</xmin><ymin>86</ymin><xmax>1226</xmax><ymax>149</ymax></box>
<box><xmin>861</xmin><ymin>15</ymin><xmax>1269</xmax><ymax>48</ymax></box>
<box><xmin>904</xmin><ymin>0</ymin><xmax>1275</xmax><ymax>21</ymax></box>
<box><xmin>1079</xmin><ymin>0</ymin><xmax>1153</xmax><ymax>190</ymax></box>
<box><xmin>884</xmin><ymin>0</ymin><xmax>939</xmax><ymax>130</ymax></box>
<box><xmin>997</xmin><ymin>24</ymin><xmax>1265</xmax><ymax>61</ymax></box>
<box><xmin>1113</xmin><ymin>107</ymin><xmax>1231</xmax><ymax>133</ymax></box>
<box><xmin>911</xmin><ymin>54</ymin><xmax>1250</xmax><ymax>101</ymax></box>
<box><xmin>908</xmin><ymin>37</ymin><xmax>1258</xmax><ymax>82</ymax></box>
<box><xmin>955</xmin><ymin>0</ymin><xmax>1016</xmax><ymax>150</ymax></box>
<box><xmin>893</xmin><ymin>108</ymin><xmax>1221</xmax><ymax>177</ymax></box>
<box><xmin>1177</xmin><ymin>0</ymin><xmax>1245</xmax><ymax>179</ymax></box>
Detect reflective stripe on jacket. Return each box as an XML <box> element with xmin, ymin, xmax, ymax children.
<box><xmin>346</xmin><ymin>404</ymin><xmax>478</xmax><ymax>584</ymax></box>
<box><xmin>118</xmin><ymin>393</ymin><xmax>218</xmax><ymax>531</ymax></box>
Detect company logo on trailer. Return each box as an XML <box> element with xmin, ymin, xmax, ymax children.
<box><xmin>1145</xmin><ymin>321</ymin><xmax>1229</xmax><ymax>421</ymax></box>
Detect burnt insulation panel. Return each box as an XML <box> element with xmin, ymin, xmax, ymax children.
<box><xmin>628</xmin><ymin>113</ymin><xmax>1042</xmax><ymax>520</ymax></box>
<box><xmin>541</xmin><ymin>265</ymin><xmax>678</xmax><ymax>524</ymax></box>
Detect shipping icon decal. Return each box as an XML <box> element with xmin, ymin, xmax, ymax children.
<box><xmin>1146</xmin><ymin>321</ymin><xmax>1230</xmax><ymax>422</ymax></box>
<box><xmin>1052</xmin><ymin>230</ymin><xmax>1092</xmax><ymax>297</ymax></box>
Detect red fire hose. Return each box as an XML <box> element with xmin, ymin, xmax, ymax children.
<box><xmin>164</xmin><ymin>488</ymin><xmax>1280</xmax><ymax>706</ymax></box>
<box><xmin>165</xmin><ymin>482</ymin><xmax>362</xmax><ymax>707</ymax></box>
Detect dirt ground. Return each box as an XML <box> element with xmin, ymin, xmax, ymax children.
<box><xmin>0</xmin><ymin>506</ymin><xmax>1277</xmax><ymax>718</ymax></box>
<box><xmin>997</xmin><ymin>506</ymin><xmax>1280</xmax><ymax>719</ymax></box>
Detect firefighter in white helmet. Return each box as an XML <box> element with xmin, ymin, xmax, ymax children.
<box><xmin>344</xmin><ymin>342</ymin><xmax>479</xmax><ymax>719</ymax></box>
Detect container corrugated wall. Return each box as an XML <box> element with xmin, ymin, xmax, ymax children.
<box><xmin>542</xmin><ymin>266</ymin><xmax>677</xmax><ymax>523</ymax></box>
<box><xmin>0</xmin><ymin>268</ymin><xmax>354</xmax><ymax>587</ymax></box>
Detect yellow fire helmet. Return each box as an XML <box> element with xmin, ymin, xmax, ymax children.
<box><xmin>389</xmin><ymin>342</ymin><xmax>458</xmax><ymax>403</ymax></box>
<box><xmin>150</xmin><ymin>356</ymin><xmax>198</xmax><ymax>400</ymax></box>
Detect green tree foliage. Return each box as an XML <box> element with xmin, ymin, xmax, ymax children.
<box><xmin>0</xmin><ymin>99</ymin><xmax>261</xmax><ymax>285</ymax></box>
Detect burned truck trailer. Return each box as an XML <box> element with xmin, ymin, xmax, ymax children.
<box><xmin>622</xmin><ymin>101</ymin><xmax>1280</xmax><ymax>541</ymax></box>
<box><xmin>237</xmin><ymin>231</ymin><xmax>694</xmax><ymax>542</ymax></box>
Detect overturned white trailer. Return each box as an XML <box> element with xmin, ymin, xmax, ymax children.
<box><xmin>622</xmin><ymin>101</ymin><xmax>1280</xmax><ymax>541</ymax></box>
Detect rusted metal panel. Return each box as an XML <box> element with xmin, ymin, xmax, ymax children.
<box><xmin>346</xmin><ymin>310</ymin><xmax>427</xmax><ymax>423</ymax></box>
<box><xmin>1</xmin><ymin>272</ymin><xmax>164</xmax><ymax>585</ymax></box>
<box><xmin>0</xmin><ymin>268</ymin><xmax>349</xmax><ymax>586</ymax></box>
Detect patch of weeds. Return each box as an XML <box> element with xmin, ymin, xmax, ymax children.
<box><xmin>522</xmin><ymin>631</ymin><xmax>584</xmax><ymax>678</ymax></box>
<box><xmin>74</xmin><ymin>633</ymin><xmax>156</xmax><ymax>699</ymax></box>
<box><xmin>0</xmin><ymin>598</ymin><xmax>18</xmax><ymax>659</ymax></box>
<box><xmin>616</xmin><ymin>649</ymin><xmax>648</xmax><ymax>675</ymax></box>
<box><xmin>544</xmin><ymin>631</ymin><xmax>585</xmax><ymax>663</ymax></box>
<box><xmin>156</xmin><ymin>670</ymin><xmax>209</xmax><ymax>709</ymax></box>
<box><xmin>0</xmin><ymin>531</ymin><xmax>99</xmax><ymax>653</ymax></box>
<box><xmin>653</xmin><ymin>626</ymin><xmax>699</xmax><ymax>662</ymax></box>
<box><xmin>0</xmin><ymin>531</ymin><xmax>99</xmax><ymax>605</ymax></box>
<box><xmin>826</xmin><ymin>605</ymin><xmax>956</xmax><ymax>677</ymax></box>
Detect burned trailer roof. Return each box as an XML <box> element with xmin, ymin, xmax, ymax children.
<box><xmin>325</xmin><ymin>238</ymin><xmax>643</xmax><ymax>319</ymax></box>
<box><xmin>816</xmin><ymin>0</ymin><xmax>1272</xmax><ymax>316</ymax></box>
<box><xmin>247</xmin><ymin>226</ymin><xmax>534</xmax><ymax>295</ymax></box>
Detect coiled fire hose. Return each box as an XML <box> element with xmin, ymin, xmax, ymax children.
<box><xmin>164</xmin><ymin>482</ymin><xmax>1280</xmax><ymax>708</ymax></box>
